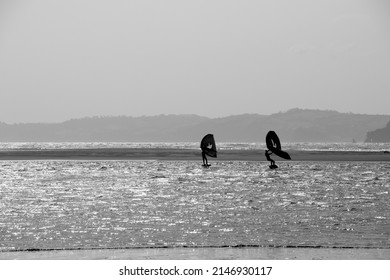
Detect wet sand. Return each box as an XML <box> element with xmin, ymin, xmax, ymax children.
<box><xmin>1</xmin><ymin>247</ymin><xmax>389</xmax><ymax>260</ymax></box>
<box><xmin>0</xmin><ymin>148</ymin><xmax>389</xmax><ymax>161</ymax></box>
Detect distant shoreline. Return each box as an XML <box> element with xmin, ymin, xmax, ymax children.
<box><xmin>0</xmin><ymin>148</ymin><xmax>389</xmax><ymax>161</ymax></box>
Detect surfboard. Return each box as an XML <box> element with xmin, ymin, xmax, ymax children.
<box><xmin>266</xmin><ymin>131</ymin><xmax>291</xmax><ymax>160</ymax></box>
<box><xmin>269</xmin><ymin>164</ymin><xmax>278</xmax><ymax>169</ymax></box>
<box><xmin>200</xmin><ymin>134</ymin><xmax>217</xmax><ymax>158</ymax></box>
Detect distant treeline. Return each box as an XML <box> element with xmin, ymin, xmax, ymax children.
<box><xmin>1</xmin><ymin>109</ymin><xmax>389</xmax><ymax>143</ymax></box>
<box><xmin>365</xmin><ymin>121</ymin><xmax>390</xmax><ymax>143</ymax></box>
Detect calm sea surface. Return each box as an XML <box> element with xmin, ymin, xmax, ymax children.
<box><xmin>0</xmin><ymin>143</ymin><xmax>389</xmax><ymax>252</ymax></box>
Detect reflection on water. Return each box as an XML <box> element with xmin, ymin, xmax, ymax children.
<box><xmin>0</xmin><ymin>160</ymin><xmax>389</xmax><ymax>251</ymax></box>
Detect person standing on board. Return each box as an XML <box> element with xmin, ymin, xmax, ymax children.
<box><xmin>265</xmin><ymin>150</ymin><xmax>275</xmax><ymax>166</ymax></box>
<box><xmin>200</xmin><ymin>134</ymin><xmax>216</xmax><ymax>167</ymax></box>
<box><xmin>202</xmin><ymin>150</ymin><xmax>209</xmax><ymax>166</ymax></box>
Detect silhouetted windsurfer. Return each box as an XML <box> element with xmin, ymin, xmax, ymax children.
<box><xmin>265</xmin><ymin>150</ymin><xmax>275</xmax><ymax>167</ymax></box>
<box><xmin>200</xmin><ymin>134</ymin><xmax>217</xmax><ymax>167</ymax></box>
<box><xmin>265</xmin><ymin>131</ymin><xmax>291</xmax><ymax>169</ymax></box>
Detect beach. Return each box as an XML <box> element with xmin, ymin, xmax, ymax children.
<box><xmin>1</xmin><ymin>148</ymin><xmax>389</xmax><ymax>161</ymax></box>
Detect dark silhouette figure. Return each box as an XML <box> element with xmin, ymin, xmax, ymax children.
<box><xmin>265</xmin><ymin>150</ymin><xmax>276</xmax><ymax>166</ymax></box>
<box><xmin>200</xmin><ymin>134</ymin><xmax>216</xmax><ymax>167</ymax></box>
<box><xmin>202</xmin><ymin>150</ymin><xmax>209</xmax><ymax>166</ymax></box>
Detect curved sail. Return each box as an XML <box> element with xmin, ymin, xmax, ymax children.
<box><xmin>266</xmin><ymin>131</ymin><xmax>291</xmax><ymax>160</ymax></box>
<box><xmin>200</xmin><ymin>134</ymin><xmax>217</xmax><ymax>158</ymax></box>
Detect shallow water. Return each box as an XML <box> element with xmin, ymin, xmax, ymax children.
<box><xmin>0</xmin><ymin>160</ymin><xmax>389</xmax><ymax>251</ymax></box>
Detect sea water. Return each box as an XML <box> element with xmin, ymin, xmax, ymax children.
<box><xmin>0</xmin><ymin>143</ymin><xmax>389</xmax><ymax>251</ymax></box>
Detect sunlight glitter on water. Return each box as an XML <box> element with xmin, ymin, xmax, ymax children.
<box><xmin>0</xmin><ymin>160</ymin><xmax>389</xmax><ymax>251</ymax></box>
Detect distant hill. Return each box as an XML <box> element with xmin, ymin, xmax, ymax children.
<box><xmin>1</xmin><ymin>109</ymin><xmax>389</xmax><ymax>142</ymax></box>
<box><xmin>365</xmin><ymin>121</ymin><xmax>390</xmax><ymax>143</ymax></box>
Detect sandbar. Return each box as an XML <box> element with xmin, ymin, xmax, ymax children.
<box><xmin>0</xmin><ymin>148</ymin><xmax>389</xmax><ymax>161</ymax></box>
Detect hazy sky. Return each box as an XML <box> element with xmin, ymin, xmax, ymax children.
<box><xmin>1</xmin><ymin>0</ymin><xmax>389</xmax><ymax>123</ymax></box>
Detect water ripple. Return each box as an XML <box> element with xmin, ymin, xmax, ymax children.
<box><xmin>1</xmin><ymin>160</ymin><xmax>389</xmax><ymax>251</ymax></box>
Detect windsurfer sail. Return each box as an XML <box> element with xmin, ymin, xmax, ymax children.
<box><xmin>265</xmin><ymin>131</ymin><xmax>291</xmax><ymax>168</ymax></box>
<box><xmin>200</xmin><ymin>134</ymin><xmax>217</xmax><ymax>166</ymax></box>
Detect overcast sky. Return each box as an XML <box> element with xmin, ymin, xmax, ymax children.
<box><xmin>1</xmin><ymin>0</ymin><xmax>389</xmax><ymax>123</ymax></box>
